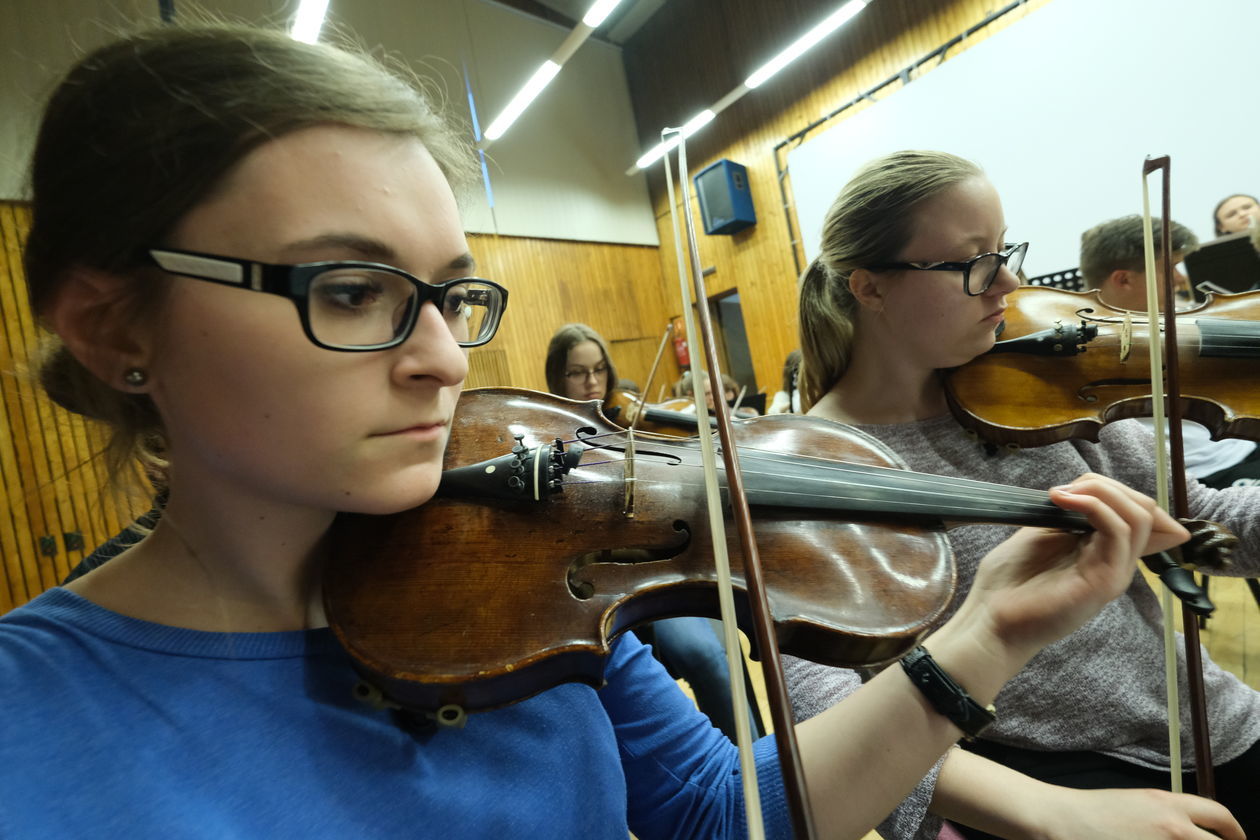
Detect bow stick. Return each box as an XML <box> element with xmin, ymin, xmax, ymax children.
<box><xmin>1140</xmin><ymin>155</ymin><xmax>1215</xmax><ymax>797</ymax></box>
<box><xmin>661</xmin><ymin>128</ymin><xmax>817</xmax><ymax>838</ymax></box>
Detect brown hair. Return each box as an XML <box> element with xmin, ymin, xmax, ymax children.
<box><xmin>1078</xmin><ymin>215</ymin><xmax>1198</xmax><ymax>289</ymax></box>
<box><xmin>544</xmin><ymin>323</ymin><xmax>618</xmax><ymax>401</ymax></box>
<box><xmin>677</xmin><ymin>372</ymin><xmax>738</xmax><ymax>398</ymax></box>
<box><xmin>797</xmin><ymin>150</ymin><xmax>983</xmax><ymax>410</ymax></box>
<box><xmin>24</xmin><ymin>22</ymin><xmax>475</xmax><ymax>485</ymax></box>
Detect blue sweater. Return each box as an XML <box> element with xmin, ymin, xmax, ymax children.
<box><xmin>0</xmin><ymin>589</ymin><xmax>788</xmax><ymax>838</ymax></box>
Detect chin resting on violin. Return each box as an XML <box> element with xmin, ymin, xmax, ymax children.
<box><xmin>0</xmin><ymin>27</ymin><xmax>1215</xmax><ymax>840</ymax></box>
<box><xmin>793</xmin><ymin>149</ymin><xmax>1256</xmax><ymax>840</ymax></box>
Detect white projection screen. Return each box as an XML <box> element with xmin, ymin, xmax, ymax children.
<box><xmin>788</xmin><ymin>0</ymin><xmax>1259</xmax><ymax>278</ymax></box>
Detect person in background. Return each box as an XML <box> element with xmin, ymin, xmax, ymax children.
<box><xmin>1213</xmin><ymin>193</ymin><xmax>1260</xmax><ymax>236</ymax></box>
<box><xmin>1079</xmin><ymin>214</ymin><xmax>1260</xmax><ymax>488</ymax></box>
<box><xmin>545</xmin><ymin>323</ymin><xmax>619</xmax><ymax>405</ymax></box>
<box><xmin>786</xmin><ymin>149</ymin><xmax>1256</xmax><ymax>840</ymax></box>
<box><xmin>677</xmin><ymin>370</ymin><xmax>758</xmax><ymax>417</ymax></box>
<box><xmin>1079</xmin><ymin>214</ymin><xmax>1194</xmax><ymax>310</ymax></box>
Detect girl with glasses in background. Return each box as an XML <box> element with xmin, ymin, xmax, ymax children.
<box><xmin>788</xmin><ymin>149</ymin><xmax>1259</xmax><ymax>840</ymax></box>
<box><xmin>0</xmin><ymin>27</ymin><xmax>1210</xmax><ymax>839</ymax></box>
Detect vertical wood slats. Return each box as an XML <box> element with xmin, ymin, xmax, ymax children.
<box><xmin>0</xmin><ymin>201</ymin><xmax>132</xmax><ymax>610</ymax></box>
<box><xmin>467</xmin><ymin>232</ymin><xmax>682</xmax><ymax>394</ymax></box>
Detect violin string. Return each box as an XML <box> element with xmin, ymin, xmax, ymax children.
<box><xmin>1004</xmin><ymin>321</ymin><xmax>1260</xmax><ymax>354</ymax></box>
<box><xmin>1056</xmin><ymin>323</ymin><xmax>1260</xmax><ymax>354</ymax></box>
<box><xmin>562</xmin><ymin>472</ymin><xmax>1067</xmax><ymax>522</ymax></box>
<box><xmin>567</xmin><ymin>453</ymin><xmax>1063</xmax><ymax>516</ymax></box>
<box><xmin>569</xmin><ymin>430</ymin><xmax>1057</xmax><ymax>507</ymax></box>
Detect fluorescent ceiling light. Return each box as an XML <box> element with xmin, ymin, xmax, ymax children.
<box><xmin>745</xmin><ymin>0</ymin><xmax>868</xmax><ymax>89</ymax></box>
<box><xmin>484</xmin><ymin>60</ymin><xmax>562</xmax><ymax>141</ymax></box>
<box><xmin>583</xmin><ymin>0</ymin><xmax>626</xmax><ymax>28</ymax></box>
<box><xmin>635</xmin><ymin>109</ymin><xmax>715</xmax><ymax>169</ymax></box>
<box><xmin>290</xmin><ymin>0</ymin><xmax>330</xmax><ymax>44</ymax></box>
<box><xmin>630</xmin><ymin>0</ymin><xmax>868</xmax><ymax>172</ymax></box>
<box><xmin>682</xmin><ymin>109</ymin><xmax>716</xmax><ymax>135</ymax></box>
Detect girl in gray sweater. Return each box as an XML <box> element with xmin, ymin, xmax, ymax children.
<box><xmin>789</xmin><ymin>150</ymin><xmax>1259</xmax><ymax>840</ymax></box>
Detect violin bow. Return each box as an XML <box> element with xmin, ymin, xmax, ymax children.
<box><xmin>628</xmin><ymin>322</ymin><xmax>675</xmax><ymax>434</ymax></box>
<box><xmin>661</xmin><ymin>128</ymin><xmax>818</xmax><ymax>838</ymax></box>
<box><xmin>1140</xmin><ymin>155</ymin><xmax>1215</xmax><ymax>796</ymax></box>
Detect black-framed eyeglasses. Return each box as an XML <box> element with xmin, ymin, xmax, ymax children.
<box><xmin>865</xmin><ymin>241</ymin><xmax>1029</xmax><ymax>296</ymax></box>
<box><xmin>564</xmin><ymin>364</ymin><xmax>609</xmax><ymax>381</ymax></box>
<box><xmin>147</xmin><ymin>248</ymin><xmax>508</xmax><ymax>351</ymax></box>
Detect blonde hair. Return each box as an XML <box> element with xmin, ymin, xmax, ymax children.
<box><xmin>798</xmin><ymin>151</ymin><xmax>983</xmax><ymax>410</ymax></box>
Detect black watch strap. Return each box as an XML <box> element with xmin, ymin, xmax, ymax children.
<box><xmin>900</xmin><ymin>646</ymin><xmax>996</xmax><ymax>739</ymax></box>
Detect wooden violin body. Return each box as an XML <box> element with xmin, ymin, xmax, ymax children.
<box><xmin>946</xmin><ymin>285</ymin><xmax>1260</xmax><ymax>448</ymax></box>
<box><xmin>324</xmin><ymin>388</ymin><xmax>958</xmax><ymax>715</ymax></box>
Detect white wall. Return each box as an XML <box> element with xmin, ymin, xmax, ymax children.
<box><xmin>788</xmin><ymin>0</ymin><xmax>1258</xmax><ymax>276</ymax></box>
<box><xmin>0</xmin><ymin>0</ymin><xmax>658</xmax><ymax>245</ymax></box>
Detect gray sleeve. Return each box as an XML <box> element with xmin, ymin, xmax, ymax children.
<box><xmin>783</xmin><ymin>655</ymin><xmax>946</xmax><ymax>840</ymax></box>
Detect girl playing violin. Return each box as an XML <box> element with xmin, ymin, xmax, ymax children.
<box><xmin>791</xmin><ymin>149</ymin><xmax>1258</xmax><ymax>840</ymax></box>
<box><xmin>545</xmin><ymin>322</ymin><xmax>620</xmax><ymax>405</ymax></box>
<box><xmin>0</xmin><ymin>27</ymin><xmax>1207</xmax><ymax>839</ymax></box>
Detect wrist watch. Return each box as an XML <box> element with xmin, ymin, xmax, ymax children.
<box><xmin>899</xmin><ymin>645</ymin><xmax>996</xmax><ymax>739</ymax></box>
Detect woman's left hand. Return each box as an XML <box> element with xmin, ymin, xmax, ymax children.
<box><xmin>961</xmin><ymin>473</ymin><xmax>1188</xmax><ymax>659</ymax></box>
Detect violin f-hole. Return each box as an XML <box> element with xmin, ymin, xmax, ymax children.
<box><xmin>1077</xmin><ymin>378</ymin><xmax>1153</xmax><ymax>403</ymax></box>
<box><xmin>566</xmin><ymin>520</ymin><xmax>692</xmax><ymax>600</ymax></box>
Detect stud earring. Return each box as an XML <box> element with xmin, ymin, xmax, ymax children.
<box><xmin>123</xmin><ymin>368</ymin><xmax>148</xmax><ymax>387</ymax></box>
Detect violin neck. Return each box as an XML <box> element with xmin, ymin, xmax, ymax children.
<box><xmin>1197</xmin><ymin>318</ymin><xmax>1260</xmax><ymax>359</ymax></box>
<box><xmin>739</xmin><ymin>451</ymin><xmax>1086</xmax><ymax>531</ymax></box>
<box><xmin>641</xmin><ymin>407</ymin><xmax>718</xmax><ymax>430</ymax></box>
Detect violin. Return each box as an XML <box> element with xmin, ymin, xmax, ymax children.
<box><xmin>604</xmin><ymin>388</ymin><xmax>756</xmax><ymax>438</ymax></box>
<box><xmin>322</xmin><ymin>387</ymin><xmax>1164</xmax><ymax>718</ymax></box>
<box><xmin>945</xmin><ymin>285</ymin><xmax>1260</xmax><ymax>449</ymax></box>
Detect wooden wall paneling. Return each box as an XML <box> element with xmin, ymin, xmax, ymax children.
<box><xmin>468</xmin><ymin>233</ymin><xmax>680</xmax><ymax>395</ymax></box>
<box><xmin>0</xmin><ymin>371</ymin><xmax>29</xmax><ymax>612</ymax></box>
<box><xmin>0</xmin><ymin>204</ymin><xmax>68</xmax><ymax>595</ymax></box>
<box><xmin>0</xmin><ymin>202</ymin><xmax>131</xmax><ymax>607</ymax></box>
<box><xmin>10</xmin><ymin>204</ymin><xmax>94</xmax><ymax>583</ymax></box>
<box><xmin>0</xmin><ymin>204</ymin><xmax>53</xmax><ymax>603</ymax></box>
<box><xmin>466</xmin><ymin>347</ymin><xmax>512</xmax><ymax>389</ymax></box>
<box><xmin>623</xmin><ymin>0</ymin><xmax>1050</xmax><ymax>400</ymax></box>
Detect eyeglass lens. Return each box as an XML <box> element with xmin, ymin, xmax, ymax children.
<box><xmin>307</xmin><ymin>269</ymin><xmax>500</xmax><ymax>348</ymax></box>
<box><xmin>969</xmin><ymin>244</ymin><xmax>1026</xmax><ymax>294</ymax></box>
<box><xmin>565</xmin><ymin>365</ymin><xmax>608</xmax><ymax>380</ymax></box>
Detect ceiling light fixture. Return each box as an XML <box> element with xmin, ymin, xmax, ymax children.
<box><xmin>290</xmin><ymin>0</ymin><xmax>330</xmax><ymax>44</ymax></box>
<box><xmin>628</xmin><ymin>0</ymin><xmax>869</xmax><ymax>174</ymax></box>
<box><xmin>482</xmin><ymin>0</ymin><xmax>628</xmax><ymax>146</ymax></box>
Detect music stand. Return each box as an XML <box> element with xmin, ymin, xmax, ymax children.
<box><xmin>1185</xmin><ymin>231</ymin><xmax>1260</xmax><ymax>299</ymax></box>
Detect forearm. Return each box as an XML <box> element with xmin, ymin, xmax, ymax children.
<box><xmin>797</xmin><ymin>609</ymin><xmax>1030</xmax><ymax>839</ymax></box>
<box><xmin>928</xmin><ymin>741</ymin><xmax>1248</xmax><ymax>840</ymax></box>
<box><xmin>930</xmin><ymin>748</ymin><xmax>1055</xmax><ymax>840</ymax></box>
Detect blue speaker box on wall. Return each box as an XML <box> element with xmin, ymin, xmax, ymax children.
<box><xmin>694</xmin><ymin>158</ymin><xmax>756</xmax><ymax>235</ymax></box>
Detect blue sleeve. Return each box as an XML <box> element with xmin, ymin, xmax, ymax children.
<box><xmin>599</xmin><ymin>632</ymin><xmax>791</xmax><ymax>840</ymax></box>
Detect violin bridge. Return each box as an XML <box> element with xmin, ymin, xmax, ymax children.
<box><xmin>1120</xmin><ymin>312</ymin><xmax>1132</xmax><ymax>361</ymax></box>
<box><xmin>623</xmin><ymin>428</ymin><xmax>636</xmax><ymax>518</ymax></box>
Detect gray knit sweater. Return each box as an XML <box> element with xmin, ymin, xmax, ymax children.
<box><xmin>784</xmin><ymin>416</ymin><xmax>1260</xmax><ymax>840</ymax></box>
